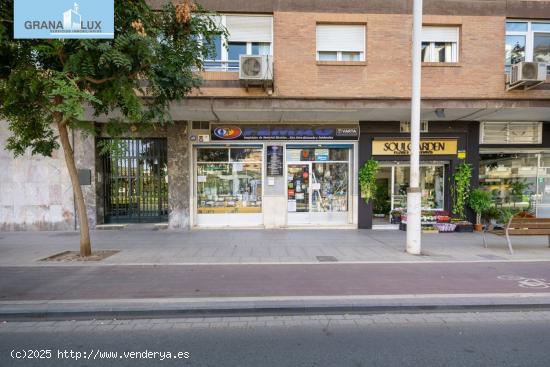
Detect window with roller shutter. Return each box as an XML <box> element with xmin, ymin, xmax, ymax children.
<box><xmin>316</xmin><ymin>24</ymin><xmax>366</xmax><ymax>62</ymax></box>
<box><xmin>203</xmin><ymin>15</ymin><xmax>273</xmax><ymax>71</ymax></box>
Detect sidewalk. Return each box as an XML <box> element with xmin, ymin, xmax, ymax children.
<box><xmin>2</xmin><ymin>229</ymin><xmax>550</xmax><ymax>319</ymax></box>
<box><xmin>1</xmin><ymin>228</ymin><xmax>550</xmax><ymax>266</ymax></box>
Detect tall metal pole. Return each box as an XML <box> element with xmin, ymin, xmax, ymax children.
<box><xmin>406</xmin><ymin>0</ymin><xmax>423</xmax><ymax>255</ymax></box>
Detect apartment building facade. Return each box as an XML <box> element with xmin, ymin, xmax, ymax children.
<box><xmin>2</xmin><ymin>0</ymin><xmax>550</xmax><ymax>231</ymax></box>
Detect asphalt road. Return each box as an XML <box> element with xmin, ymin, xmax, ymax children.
<box><xmin>2</xmin><ymin>311</ymin><xmax>550</xmax><ymax>367</ymax></box>
<box><xmin>1</xmin><ymin>262</ymin><xmax>550</xmax><ymax>300</ymax></box>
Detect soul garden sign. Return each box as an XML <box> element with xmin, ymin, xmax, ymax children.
<box><xmin>14</xmin><ymin>0</ymin><xmax>114</xmax><ymax>39</ymax></box>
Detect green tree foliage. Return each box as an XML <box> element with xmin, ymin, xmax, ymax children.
<box><xmin>0</xmin><ymin>0</ymin><xmax>225</xmax><ymax>255</ymax></box>
<box><xmin>450</xmin><ymin>162</ymin><xmax>472</xmax><ymax>219</ymax></box>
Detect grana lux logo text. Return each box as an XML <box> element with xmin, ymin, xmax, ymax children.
<box><xmin>23</xmin><ymin>3</ymin><xmax>102</xmax><ymax>34</ymax></box>
<box><xmin>14</xmin><ymin>0</ymin><xmax>113</xmax><ymax>39</ymax></box>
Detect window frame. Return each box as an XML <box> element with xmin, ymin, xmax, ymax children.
<box><xmin>315</xmin><ymin>24</ymin><xmax>366</xmax><ymax>62</ymax></box>
<box><xmin>421</xmin><ymin>41</ymin><xmax>458</xmax><ymax>63</ymax></box>
<box><xmin>317</xmin><ymin>50</ymin><xmax>363</xmax><ymax>62</ymax></box>
<box><xmin>479</xmin><ymin>121</ymin><xmax>543</xmax><ymax>145</ymax></box>
<box><xmin>203</xmin><ymin>15</ymin><xmax>273</xmax><ymax>72</ymax></box>
<box><xmin>505</xmin><ymin>19</ymin><xmax>550</xmax><ymax>73</ymax></box>
<box><xmin>420</xmin><ymin>26</ymin><xmax>460</xmax><ymax>63</ymax></box>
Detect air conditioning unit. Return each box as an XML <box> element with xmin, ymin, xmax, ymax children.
<box><xmin>239</xmin><ymin>55</ymin><xmax>273</xmax><ymax>83</ymax></box>
<box><xmin>508</xmin><ymin>61</ymin><xmax>548</xmax><ymax>91</ymax></box>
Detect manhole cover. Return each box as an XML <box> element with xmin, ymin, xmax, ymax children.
<box><xmin>316</xmin><ymin>256</ymin><xmax>338</xmax><ymax>262</ymax></box>
<box><xmin>477</xmin><ymin>254</ymin><xmax>508</xmax><ymax>260</ymax></box>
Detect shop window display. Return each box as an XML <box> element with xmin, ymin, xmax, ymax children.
<box><xmin>479</xmin><ymin>153</ymin><xmax>538</xmax><ymax>211</ymax></box>
<box><xmin>197</xmin><ymin>147</ymin><xmax>262</xmax><ymax>214</ymax></box>
<box><xmin>286</xmin><ymin>147</ymin><xmax>349</xmax><ymax>214</ymax></box>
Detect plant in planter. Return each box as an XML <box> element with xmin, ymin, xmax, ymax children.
<box><xmin>498</xmin><ymin>207</ymin><xmax>516</xmax><ymax>226</ymax></box>
<box><xmin>373</xmin><ymin>182</ymin><xmax>391</xmax><ymax>217</ymax></box>
<box><xmin>359</xmin><ymin>159</ymin><xmax>379</xmax><ymax>203</ymax></box>
<box><xmin>450</xmin><ymin>162</ymin><xmax>472</xmax><ymax>220</ymax></box>
<box><xmin>482</xmin><ymin>206</ymin><xmax>500</xmax><ymax>229</ymax></box>
<box><xmin>390</xmin><ymin>209</ymin><xmax>403</xmax><ymax>224</ymax></box>
<box><xmin>468</xmin><ymin>189</ymin><xmax>493</xmax><ymax>231</ymax></box>
<box><xmin>510</xmin><ymin>180</ymin><xmax>528</xmax><ymax>208</ymax></box>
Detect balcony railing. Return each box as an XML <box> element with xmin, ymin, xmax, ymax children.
<box><xmin>204</xmin><ymin>59</ymin><xmax>240</xmax><ymax>72</ymax></box>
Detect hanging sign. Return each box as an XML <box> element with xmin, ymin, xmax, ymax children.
<box><xmin>372</xmin><ymin>139</ymin><xmax>458</xmax><ymax>156</ymax></box>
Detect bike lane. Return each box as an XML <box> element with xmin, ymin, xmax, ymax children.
<box><xmin>1</xmin><ymin>262</ymin><xmax>550</xmax><ymax>301</ymax></box>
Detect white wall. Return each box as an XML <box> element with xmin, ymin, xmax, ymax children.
<box><xmin>0</xmin><ymin>122</ymin><xmax>75</xmax><ymax>231</ymax></box>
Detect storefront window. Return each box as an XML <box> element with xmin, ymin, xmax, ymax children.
<box><xmin>196</xmin><ymin>147</ymin><xmax>262</xmax><ymax>214</ymax></box>
<box><xmin>286</xmin><ymin>147</ymin><xmax>349</xmax><ymax>214</ymax></box>
<box><xmin>392</xmin><ymin>165</ymin><xmax>444</xmax><ymax>210</ymax></box>
<box><xmin>311</xmin><ymin>163</ymin><xmax>349</xmax><ymax>212</ymax></box>
<box><xmin>479</xmin><ymin>153</ymin><xmax>538</xmax><ymax>211</ymax></box>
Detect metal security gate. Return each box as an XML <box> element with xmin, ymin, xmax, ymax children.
<box><xmin>101</xmin><ymin>138</ymin><xmax>168</xmax><ymax>223</ymax></box>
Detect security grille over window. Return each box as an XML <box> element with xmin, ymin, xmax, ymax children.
<box><xmin>480</xmin><ymin>122</ymin><xmax>543</xmax><ymax>144</ymax></box>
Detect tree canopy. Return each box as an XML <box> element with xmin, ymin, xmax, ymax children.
<box><xmin>0</xmin><ymin>0</ymin><xmax>224</xmax><ymax>156</ymax></box>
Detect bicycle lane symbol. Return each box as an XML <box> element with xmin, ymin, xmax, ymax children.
<box><xmin>497</xmin><ymin>275</ymin><xmax>550</xmax><ymax>289</ymax></box>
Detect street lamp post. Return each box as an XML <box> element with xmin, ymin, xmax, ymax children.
<box><xmin>406</xmin><ymin>0</ymin><xmax>423</xmax><ymax>255</ymax></box>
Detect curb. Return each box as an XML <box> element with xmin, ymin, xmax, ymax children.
<box><xmin>2</xmin><ymin>294</ymin><xmax>550</xmax><ymax>320</ymax></box>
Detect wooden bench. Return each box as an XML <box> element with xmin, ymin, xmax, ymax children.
<box><xmin>484</xmin><ymin>217</ymin><xmax>550</xmax><ymax>254</ymax></box>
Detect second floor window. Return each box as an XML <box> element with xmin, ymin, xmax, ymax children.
<box><xmin>204</xmin><ymin>15</ymin><xmax>273</xmax><ymax>72</ymax></box>
<box><xmin>505</xmin><ymin>20</ymin><xmax>550</xmax><ymax>73</ymax></box>
<box><xmin>316</xmin><ymin>24</ymin><xmax>366</xmax><ymax>62</ymax></box>
<box><xmin>421</xmin><ymin>26</ymin><xmax>459</xmax><ymax>63</ymax></box>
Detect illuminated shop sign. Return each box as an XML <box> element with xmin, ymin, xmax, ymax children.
<box><xmin>372</xmin><ymin>139</ymin><xmax>458</xmax><ymax>155</ymax></box>
<box><xmin>210</xmin><ymin>124</ymin><xmax>360</xmax><ymax>141</ymax></box>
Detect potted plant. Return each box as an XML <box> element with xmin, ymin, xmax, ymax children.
<box><xmin>510</xmin><ymin>180</ymin><xmax>528</xmax><ymax>208</ymax></box>
<box><xmin>498</xmin><ymin>207</ymin><xmax>515</xmax><ymax>227</ymax></box>
<box><xmin>390</xmin><ymin>209</ymin><xmax>403</xmax><ymax>224</ymax></box>
<box><xmin>468</xmin><ymin>189</ymin><xmax>493</xmax><ymax>231</ymax></box>
<box><xmin>373</xmin><ymin>182</ymin><xmax>391</xmax><ymax>218</ymax></box>
<box><xmin>359</xmin><ymin>159</ymin><xmax>379</xmax><ymax>203</ymax></box>
<box><xmin>482</xmin><ymin>206</ymin><xmax>500</xmax><ymax>230</ymax></box>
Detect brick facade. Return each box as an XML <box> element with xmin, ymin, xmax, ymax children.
<box><xmin>194</xmin><ymin>9</ymin><xmax>550</xmax><ymax>101</ymax></box>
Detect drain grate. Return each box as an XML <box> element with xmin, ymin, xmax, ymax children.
<box><xmin>316</xmin><ymin>256</ymin><xmax>338</xmax><ymax>262</ymax></box>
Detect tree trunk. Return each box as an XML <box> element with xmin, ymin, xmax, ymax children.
<box><xmin>57</xmin><ymin>121</ymin><xmax>92</xmax><ymax>257</ymax></box>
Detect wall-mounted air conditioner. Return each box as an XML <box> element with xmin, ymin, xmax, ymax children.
<box><xmin>239</xmin><ymin>55</ymin><xmax>273</xmax><ymax>83</ymax></box>
<box><xmin>508</xmin><ymin>61</ymin><xmax>548</xmax><ymax>91</ymax></box>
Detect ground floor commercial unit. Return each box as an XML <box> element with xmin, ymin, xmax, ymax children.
<box><xmin>1</xmin><ymin>102</ymin><xmax>550</xmax><ymax>231</ymax></box>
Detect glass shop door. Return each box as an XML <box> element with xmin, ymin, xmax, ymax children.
<box><xmin>286</xmin><ymin>146</ymin><xmax>352</xmax><ymax>225</ymax></box>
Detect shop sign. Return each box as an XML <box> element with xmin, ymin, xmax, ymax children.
<box><xmin>211</xmin><ymin>124</ymin><xmax>359</xmax><ymax>141</ymax></box>
<box><xmin>372</xmin><ymin>139</ymin><xmax>458</xmax><ymax>156</ymax></box>
<box><xmin>266</xmin><ymin>145</ymin><xmax>284</xmax><ymax>176</ymax></box>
